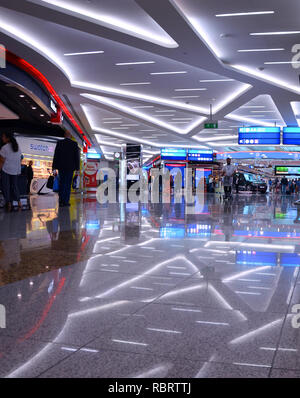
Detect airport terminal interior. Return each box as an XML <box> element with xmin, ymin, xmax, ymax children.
<box><xmin>1</xmin><ymin>0</ymin><xmax>300</xmax><ymax>379</ymax></box>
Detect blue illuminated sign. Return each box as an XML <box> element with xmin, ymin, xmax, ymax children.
<box><xmin>187</xmin><ymin>149</ymin><xmax>213</xmax><ymax>162</ymax></box>
<box><xmin>283</xmin><ymin>127</ymin><xmax>300</xmax><ymax>145</ymax></box>
<box><xmin>87</xmin><ymin>153</ymin><xmax>101</xmax><ymax>159</ymax></box>
<box><xmin>161</xmin><ymin>148</ymin><xmax>187</xmax><ymax>160</ymax></box>
<box><xmin>238</xmin><ymin>126</ymin><xmax>280</xmax><ymax>145</ymax></box>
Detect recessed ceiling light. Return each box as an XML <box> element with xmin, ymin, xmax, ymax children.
<box><xmin>103</xmin><ymin>121</ymin><xmax>123</xmax><ymax>124</ymax></box>
<box><xmin>132</xmin><ymin>105</ymin><xmax>154</xmax><ymax>109</ymax></box>
<box><xmin>111</xmin><ymin>127</ymin><xmax>129</xmax><ymax>130</ymax></box>
<box><xmin>199</xmin><ymin>79</ymin><xmax>234</xmax><ymax>82</ymax></box>
<box><xmin>240</xmin><ymin>105</ymin><xmax>265</xmax><ymax>108</ymax></box>
<box><xmin>140</xmin><ymin>129</ymin><xmax>156</xmax><ymax>132</ymax></box>
<box><xmin>115</xmin><ymin>61</ymin><xmax>155</xmax><ymax>65</ymax></box>
<box><xmin>251</xmin><ymin>110</ymin><xmax>275</xmax><ymax>113</ymax></box>
<box><xmin>264</xmin><ymin>61</ymin><xmax>300</xmax><ymax>64</ymax></box>
<box><xmin>155</xmin><ymin>110</ymin><xmax>175</xmax><ymax>112</ymax></box>
<box><xmin>64</xmin><ymin>51</ymin><xmax>104</xmax><ymax>56</ymax></box>
<box><xmin>120</xmin><ymin>82</ymin><xmax>151</xmax><ymax>85</ymax></box>
<box><xmin>31</xmin><ymin>106</ymin><xmax>37</xmax><ymax>110</ymax></box>
<box><xmin>172</xmin><ymin>95</ymin><xmax>199</xmax><ymax>98</ymax></box>
<box><xmin>238</xmin><ymin>48</ymin><xmax>284</xmax><ymax>52</ymax></box>
<box><xmin>216</xmin><ymin>11</ymin><xmax>274</xmax><ymax>17</ymax></box>
<box><xmin>40</xmin><ymin>114</ymin><xmax>44</xmax><ymax>117</ymax></box>
<box><xmin>172</xmin><ymin>118</ymin><xmax>193</xmax><ymax>120</ymax></box>
<box><xmin>195</xmin><ymin>135</ymin><xmax>238</xmax><ymax>142</ymax></box>
<box><xmin>102</xmin><ymin>117</ymin><xmax>122</xmax><ymax>120</ymax></box>
<box><xmin>155</xmin><ymin>114</ymin><xmax>175</xmax><ymax>117</ymax></box>
<box><xmin>150</xmin><ymin>71</ymin><xmax>187</xmax><ymax>75</ymax></box>
<box><xmin>174</xmin><ymin>88</ymin><xmax>207</xmax><ymax>91</ymax></box>
<box><xmin>19</xmin><ymin>94</ymin><xmax>25</xmax><ymax>98</ymax></box>
<box><xmin>250</xmin><ymin>31</ymin><xmax>300</xmax><ymax>36</ymax></box>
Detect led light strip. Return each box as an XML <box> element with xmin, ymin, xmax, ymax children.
<box><xmin>170</xmin><ymin>2</ymin><xmax>300</xmax><ymax>95</ymax></box>
<box><xmin>80</xmin><ymin>93</ymin><xmax>206</xmax><ymax>135</ymax></box>
<box><xmin>34</xmin><ymin>0</ymin><xmax>178</xmax><ymax>48</ymax></box>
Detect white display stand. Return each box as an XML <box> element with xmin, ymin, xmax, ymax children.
<box><xmin>30</xmin><ymin>178</ymin><xmax>53</xmax><ymax>195</ymax></box>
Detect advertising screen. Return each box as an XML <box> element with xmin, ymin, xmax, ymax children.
<box><xmin>238</xmin><ymin>126</ymin><xmax>281</xmax><ymax>145</ymax></box>
<box><xmin>275</xmin><ymin>166</ymin><xmax>300</xmax><ymax>176</ymax></box>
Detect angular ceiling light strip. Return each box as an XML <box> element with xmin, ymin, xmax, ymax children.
<box><xmin>35</xmin><ymin>0</ymin><xmax>178</xmax><ymax>48</ymax></box>
<box><xmin>290</xmin><ymin>102</ymin><xmax>300</xmax><ymax>127</ymax></box>
<box><xmin>225</xmin><ymin>113</ymin><xmax>279</xmax><ymax>126</ymax></box>
<box><xmin>212</xmin><ymin>84</ymin><xmax>252</xmax><ymax>113</ymax></box>
<box><xmin>74</xmin><ymin>81</ymin><xmax>209</xmax><ymax>114</ymax></box>
<box><xmin>83</xmin><ymin>104</ymin><xmax>208</xmax><ymax>149</ymax></box>
<box><xmin>216</xmin><ymin>11</ymin><xmax>275</xmax><ymax>17</ymax></box>
<box><xmin>80</xmin><ymin>93</ymin><xmax>206</xmax><ymax>135</ymax></box>
<box><xmin>170</xmin><ymin>1</ymin><xmax>300</xmax><ymax>95</ymax></box>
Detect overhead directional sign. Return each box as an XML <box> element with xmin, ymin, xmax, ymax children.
<box><xmin>161</xmin><ymin>148</ymin><xmax>187</xmax><ymax>160</ymax></box>
<box><xmin>204</xmin><ymin>121</ymin><xmax>218</xmax><ymax>129</ymax></box>
<box><xmin>283</xmin><ymin>127</ymin><xmax>300</xmax><ymax>145</ymax></box>
<box><xmin>238</xmin><ymin>126</ymin><xmax>281</xmax><ymax>145</ymax></box>
<box><xmin>188</xmin><ymin>149</ymin><xmax>213</xmax><ymax>162</ymax></box>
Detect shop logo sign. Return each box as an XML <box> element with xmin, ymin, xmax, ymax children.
<box><xmin>0</xmin><ymin>304</ymin><xmax>5</xmax><ymax>328</ymax></box>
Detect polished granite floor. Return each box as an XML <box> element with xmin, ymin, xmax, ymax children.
<box><xmin>1</xmin><ymin>192</ymin><xmax>300</xmax><ymax>378</ymax></box>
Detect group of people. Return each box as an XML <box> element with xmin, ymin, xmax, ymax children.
<box><xmin>268</xmin><ymin>177</ymin><xmax>300</xmax><ymax>195</ymax></box>
<box><xmin>0</xmin><ymin>130</ymin><xmax>80</xmax><ymax>212</ymax></box>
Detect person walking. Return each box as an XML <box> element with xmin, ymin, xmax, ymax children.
<box><xmin>281</xmin><ymin>176</ymin><xmax>288</xmax><ymax>195</ymax></box>
<box><xmin>221</xmin><ymin>157</ymin><xmax>236</xmax><ymax>200</ymax></box>
<box><xmin>0</xmin><ymin>132</ymin><xmax>22</xmax><ymax>212</ymax></box>
<box><xmin>52</xmin><ymin>131</ymin><xmax>80</xmax><ymax>207</ymax></box>
<box><xmin>26</xmin><ymin>160</ymin><xmax>34</xmax><ymax>194</ymax></box>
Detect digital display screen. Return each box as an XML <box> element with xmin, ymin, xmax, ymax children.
<box><xmin>217</xmin><ymin>152</ymin><xmax>300</xmax><ymax>160</ymax></box>
<box><xmin>186</xmin><ymin>224</ymin><xmax>211</xmax><ymax>237</ymax></box>
<box><xmin>161</xmin><ymin>148</ymin><xmax>187</xmax><ymax>160</ymax></box>
<box><xmin>236</xmin><ymin>251</ymin><xmax>277</xmax><ymax>267</ymax></box>
<box><xmin>283</xmin><ymin>127</ymin><xmax>300</xmax><ymax>145</ymax></box>
<box><xmin>160</xmin><ymin>227</ymin><xmax>185</xmax><ymax>239</ymax></box>
<box><xmin>275</xmin><ymin>166</ymin><xmax>300</xmax><ymax>176</ymax></box>
<box><xmin>87</xmin><ymin>153</ymin><xmax>101</xmax><ymax>159</ymax></box>
<box><xmin>280</xmin><ymin>253</ymin><xmax>300</xmax><ymax>267</ymax></box>
<box><xmin>126</xmin><ymin>144</ymin><xmax>141</xmax><ymax>159</ymax></box>
<box><xmin>238</xmin><ymin>126</ymin><xmax>281</xmax><ymax>145</ymax></box>
<box><xmin>188</xmin><ymin>149</ymin><xmax>213</xmax><ymax>162</ymax></box>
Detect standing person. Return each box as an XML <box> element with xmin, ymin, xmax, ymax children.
<box><xmin>0</xmin><ymin>132</ymin><xmax>22</xmax><ymax>212</ymax></box>
<box><xmin>26</xmin><ymin>160</ymin><xmax>34</xmax><ymax>194</ymax></box>
<box><xmin>234</xmin><ymin>173</ymin><xmax>240</xmax><ymax>194</ymax></box>
<box><xmin>221</xmin><ymin>157</ymin><xmax>236</xmax><ymax>200</ymax></box>
<box><xmin>281</xmin><ymin>176</ymin><xmax>288</xmax><ymax>195</ymax></box>
<box><xmin>52</xmin><ymin>131</ymin><xmax>80</xmax><ymax>207</ymax></box>
<box><xmin>268</xmin><ymin>178</ymin><xmax>272</xmax><ymax>193</ymax></box>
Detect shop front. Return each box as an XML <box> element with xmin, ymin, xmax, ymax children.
<box><xmin>18</xmin><ymin>137</ymin><xmax>56</xmax><ymax>194</ymax></box>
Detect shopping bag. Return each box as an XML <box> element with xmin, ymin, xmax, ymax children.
<box><xmin>53</xmin><ymin>176</ymin><xmax>60</xmax><ymax>192</ymax></box>
<box><xmin>72</xmin><ymin>175</ymin><xmax>78</xmax><ymax>190</ymax></box>
<box><xmin>46</xmin><ymin>175</ymin><xmax>54</xmax><ymax>189</ymax></box>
